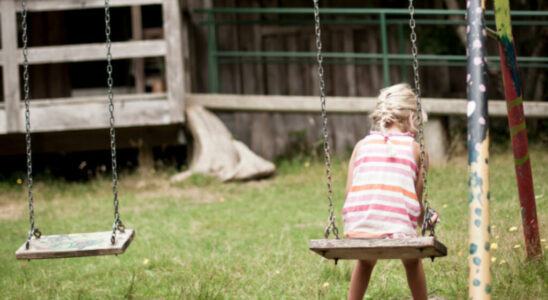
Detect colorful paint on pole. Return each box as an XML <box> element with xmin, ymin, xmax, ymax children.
<box><xmin>494</xmin><ymin>0</ymin><xmax>542</xmax><ymax>258</ymax></box>
<box><xmin>466</xmin><ymin>1</ymin><xmax>491</xmax><ymax>298</ymax></box>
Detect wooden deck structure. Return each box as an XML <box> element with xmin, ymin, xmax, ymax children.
<box><xmin>0</xmin><ymin>0</ymin><xmax>187</xmax><ymax>135</ymax></box>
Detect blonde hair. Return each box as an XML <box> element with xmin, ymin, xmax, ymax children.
<box><xmin>370</xmin><ymin>83</ymin><xmax>427</xmax><ymax>135</ymax></box>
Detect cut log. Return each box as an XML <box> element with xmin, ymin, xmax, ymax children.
<box><xmin>183</xmin><ymin>105</ymin><xmax>240</xmax><ymax>181</ymax></box>
<box><xmin>171</xmin><ymin>105</ymin><xmax>275</xmax><ymax>182</ymax></box>
<box><xmin>229</xmin><ymin>140</ymin><xmax>275</xmax><ymax>181</ymax></box>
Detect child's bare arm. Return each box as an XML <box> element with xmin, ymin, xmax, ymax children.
<box><xmin>345</xmin><ymin>142</ymin><xmax>362</xmax><ymax>198</ymax></box>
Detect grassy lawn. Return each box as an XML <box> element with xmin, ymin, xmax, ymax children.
<box><xmin>0</xmin><ymin>148</ymin><xmax>547</xmax><ymax>299</ymax></box>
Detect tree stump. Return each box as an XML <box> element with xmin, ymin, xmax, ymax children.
<box><xmin>170</xmin><ymin>105</ymin><xmax>275</xmax><ymax>182</ymax></box>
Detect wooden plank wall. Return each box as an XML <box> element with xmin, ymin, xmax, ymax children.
<box><xmin>184</xmin><ymin>0</ymin><xmax>467</xmax><ymax>159</ymax></box>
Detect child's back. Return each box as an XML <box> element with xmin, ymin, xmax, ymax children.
<box><xmin>343</xmin><ymin>131</ymin><xmax>420</xmax><ymax>239</ymax></box>
<box><xmin>345</xmin><ymin>83</ymin><xmax>429</xmax><ymax>300</ymax></box>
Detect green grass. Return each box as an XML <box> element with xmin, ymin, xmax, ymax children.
<box><xmin>0</xmin><ymin>149</ymin><xmax>547</xmax><ymax>299</ymax></box>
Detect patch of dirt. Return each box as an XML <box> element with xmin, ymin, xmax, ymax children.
<box><xmin>133</xmin><ymin>177</ymin><xmax>223</xmax><ymax>204</ymax></box>
<box><xmin>0</xmin><ymin>202</ymin><xmax>25</xmax><ymax>220</ymax></box>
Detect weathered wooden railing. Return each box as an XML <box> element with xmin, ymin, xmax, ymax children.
<box><xmin>0</xmin><ymin>0</ymin><xmax>187</xmax><ymax>134</ymax></box>
<box><xmin>186</xmin><ymin>94</ymin><xmax>548</xmax><ymax>117</ymax></box>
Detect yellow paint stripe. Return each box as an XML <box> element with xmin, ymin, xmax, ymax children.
<box><xmin>506</xmin><ymin>96</ymin><xmax>522</xmax><ymax>111</ymax></box>
<box><xmin>510</xmin><ymin>121</ymin><xmax>526</xmax><ymax>138</ymax></box>
<box><xmin>495</xmin><ymin>0</ymin><xmax>513</xmax><ymax>39</ymax></box>
<box><xmin>514</xmin><ymin>152</ymin><xmax>530</xmax><ymax>166</ymax></box>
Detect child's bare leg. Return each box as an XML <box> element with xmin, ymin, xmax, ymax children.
<box><xmin>348</xmin><ymin>259</ymin><xmax>376</xmax><ymax>300</ymax></box>
<box><xmin>401</xmin><ymin>259</ymin><xmax>427</xmax><ymax>300</ymax></box>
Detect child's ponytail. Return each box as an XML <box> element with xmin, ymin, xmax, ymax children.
<box><xmin>369</xmin><ymin>83</ymin><xmax>427</xmax><ymax>136</ymax></box>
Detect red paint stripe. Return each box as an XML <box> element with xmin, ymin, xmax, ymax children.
<box><xmin>498</xmin><ymin>38</ymin><xmax>542</xmax><ymax>256</ymax></box>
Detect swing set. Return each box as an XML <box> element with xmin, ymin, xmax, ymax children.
<box><xmin>309</xmin><ymin>0</ymin><xmax>447</xmax><ymax>262</ymax></box>
<box><xmin>307</xmin><ymin>0</ymin><xmax>541</xmax><ymax>298</ymax></box>
<box><xmin>15</xmin><ymin>0</ymin><xmax>135</xmax><ymax>260</ymax></box>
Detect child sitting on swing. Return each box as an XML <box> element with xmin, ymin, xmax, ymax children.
<box><xmin>343</xmin><ymin>83</ymin><xmax>433</xmax><ymax>300</ymax></box>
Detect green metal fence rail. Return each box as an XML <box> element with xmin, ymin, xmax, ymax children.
<box><xmin>195</xmin><ymin>8</ymin><xmax>548</xmax><ymax>93</ymax></box>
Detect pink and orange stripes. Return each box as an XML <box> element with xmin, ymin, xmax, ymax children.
<box><xmin>343</xmin><ymin>132</ymin><xmax>420</xmax><ymax>239</ymax></box>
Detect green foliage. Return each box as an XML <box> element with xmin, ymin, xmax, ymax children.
<box><xmin>420</xmin><ymin>26</ymin><xmax>465</xmax><ymax>55</ymax></box>
<box><xmin>0</xmin><ymin>149</ymin><xmax>547</xmax><ymax>299</ymax></box>
<box><xmin>285</xmin><ymin>130</ymin><xmax>313</xmax><ymax>159</ymax></box>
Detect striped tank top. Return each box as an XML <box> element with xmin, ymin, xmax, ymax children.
<box><xmin>342</xmin><ymin>131</ymin><xmax>421</xmax><ymax>239</ymax></box>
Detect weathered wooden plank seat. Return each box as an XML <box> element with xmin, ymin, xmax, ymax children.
<box><xmin>309</xmin><ymin>237</ymin><xmax>447</xmax><ymax>260</ymax></box>
<box><xmin>15</xmin><ymin>229</ymin><xmax>135</xmax><ymax>260</ymax></box>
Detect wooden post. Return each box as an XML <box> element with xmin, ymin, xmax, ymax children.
<box><xmin>181</xmin><ymin>13</ymin><xmax>192</xmax><ymax>93</ymax></box>
<box><xmin>466</xmin><ymin>1</ymin><xmax>491</xmax><ymax>298</ymax></box>
<box><xmin>217</xmin><ymin>0</ymin><xmax>242</xmax><ymax>95</ymax></box>
<box><xmin>424</xmin><ymin>117</ymin><xmax>448</xmax><ymax>165</ymax></box>
<box><xmin>379</xmin><ymin>12</ymin><xmax>390</xmax><ymax>87</ymax></box>
<box><xmin>365</xmin><ymin>28</ymin><xmax>382</xmax><ymax>93</ymax></box>
<box><xmin>493</xmin><ymin>0</ymin><xmax>541</xmax><ymax>258</ymax></box>
<box><xmin>162</xmin><ymin>0</ymin><xmax>186</xmax><ymax>122</ymax></box>
<box><xmin>343</xmin><ymin>29</ymin><xmax>357</xmax><ymax>97</ymax></box>
<box><xmin>131</xmin><ymin>6</ymin><xmax>145</xmax><ymax>94</ymax></box>
<box><xmin>1</xmin><ymin>0</ymin><xmax>22</xmax><ymax>133</ymax></box>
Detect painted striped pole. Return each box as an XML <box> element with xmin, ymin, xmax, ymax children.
<box><xmin>466</xmin><ymin>1</ymin><xmax>492</xmax><ymax>299</ymax></box>
<box><xmin>493</xmin><ymin>0</ymin><xmax>542</xmax><ymax>258</ymax></box>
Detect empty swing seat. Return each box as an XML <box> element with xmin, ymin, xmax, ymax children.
<box><xmin>309</xmin><ymin>236</ymin><xmax>447</xmax><ymax>260</ymax></box>
<box><xmin>15</xmin><ymin>229</ymin><xmax>135</xmax><ymax>260</ymax></box>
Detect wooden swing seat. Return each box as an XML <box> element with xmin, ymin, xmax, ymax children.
<box><xmin>15</xmin><ymin>229</ymin><xmax>135</xmax><ymax>260</ymax></box>
<box><xmin>309</xmin><ymin>236</ymin><xmax>447</xmax><ymax>260</ymax></box>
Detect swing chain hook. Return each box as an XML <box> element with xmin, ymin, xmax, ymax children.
<box><xmin>313</xmin><ymin>0</ymin><xmax>339</xmax><ymax>240</ymax></box>
<box><xmin>104</xmin><ymin>0</ymin><xmax>123</xmax><ymax>245</ymax></box>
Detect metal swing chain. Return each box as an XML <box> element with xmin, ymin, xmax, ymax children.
<box><xmin>313</xmin><ymin>0</ymin><xmax>339</xmax><ymax>239</ymax></box>
<box><xmin>408</xmin><ymin>0</ymin><xmax>432</xmax><ymax>232</ymax></box>
<box><xmin>104</xmin><ymin>0</ymin><xmax>125</xmax><ymax>245</ymax></box>
<box><xmin>21</xmin><ymin>0</ymin><xmax>41</xmax><ymax>250</ymax></box>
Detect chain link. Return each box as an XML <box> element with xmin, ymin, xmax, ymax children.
<box><xmin>313</xmin><ymin>0</ymin><xmax>339</xmax><ymax>239</ymax></box>
<box><xmin>21</xmin><ymin>0</ymin><xmax>41</xmax><ymax>250</ymax></box>
<box><xmin>104</xmin><ymin>0</ymin><xmax>124</xmax><ymax>245</ymax></box>
<box><xmin>408</xmin><ymin>0</ymin><xmax>430</xmax><ymax>225</ymax></box>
